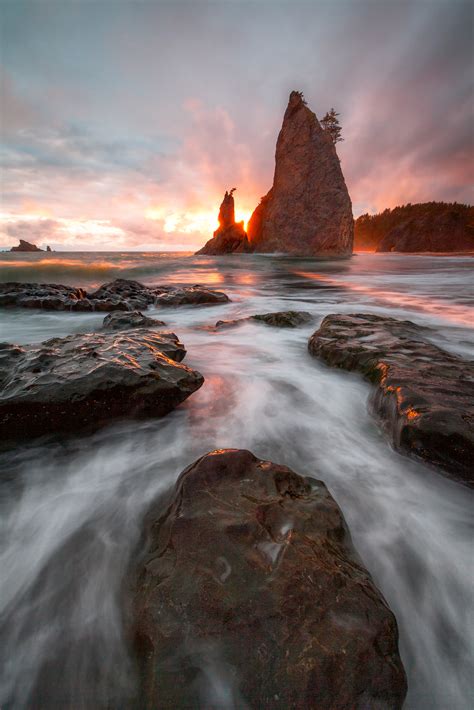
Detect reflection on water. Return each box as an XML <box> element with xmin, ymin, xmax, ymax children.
<box><xmin>0</xmin><ymin>253</ymin><xmax>473</xmax><ymax>709</ymax></box>
<box><xmin>294</xmin><ymin>270</ymin><xmax>473</xmax><ymax>326</ymax></box>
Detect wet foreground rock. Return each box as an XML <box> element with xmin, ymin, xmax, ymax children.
<box><xmin>0</xmin><ymin>330</ymin><xmax>203</xmax><ymax>441</ymax></box>
<box><xmin>102</xmin><ymin>311</ymin><xmax>166</xmax><ymax>331</ymax></box>
<box><xmin>0</xmin><ymin>279</ymin><xmax>230</xmax><ymax>312</ymax></box>
<box><xmin>130</xmin><ymin>449</ymin><xmax>407</xmax><ymax>709</ymax></box>
<box><xmin>215</xmin><ymin>310</ymin><xmax>313</xmax><ymax>329</ymax></box>
<box><xmin>309</xmin><ymin>313</ymin><xmax>474</xmax><ymax>485</ymax></box>
<box><xmin>0</xmin><ymin>282</ymin><xmax>88</xmax><ymax>309</ymax></box>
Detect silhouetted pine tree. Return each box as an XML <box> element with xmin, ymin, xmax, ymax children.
<box><xmin>321</xmin><ymin>108</ymin><xmax>343</xmax><ymax>144</ymax></box>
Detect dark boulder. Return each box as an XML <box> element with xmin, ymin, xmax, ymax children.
<box><xmin>102</xmin><ymin>311</ymin><xmax>166</xmax><ymax>331</ymax></box>
<box><xmin>0</xmin><ymin>283</ymin><xmax>87</xmax><ymax>309</ymax></box>
<box><xmin>130</xmin><ymin>449</ymin><xmax>407</xmax><ymax>709</ymax></box>
<box><xmin>0</xmin><ymin>279</ymin><xmax>230</xmax><ymax>312</ymax></box>
<box><xmin>0</xmin><ymin>330</ymin><xmax>203</xmax><ymax>441</ymax></box>
<box><xmin>308</xmin><ymin>313</ymin><xmax>474</xmax><ymax>485</ymax></box>
<box><xmin>88</xmin><ymin>279</ymin><xmax>154</xmax><ymax>310</ymax></box>
<box><xmin>152</xmin><ymin>284</ymin><xmax>230</xmax><ymax>306</ymax></box>
<box><xmin>251</xmin><ymin>310</ymin><xmax>312</xmax><ymax>327</ymax></box>
<box><xmin>215</xmin><ymin>310</ymin><xmax>313</xmax><ymax>329</ymax></box>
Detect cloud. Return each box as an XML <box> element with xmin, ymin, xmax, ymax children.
<box><xmin>0</xmin><ymin>214</ymin><xmax>131</xmax><ymax>251</ymax></box>
<box><xmin>1</xmin><ymin>0</ymin><xmax>472</xmax><ymax>249</ymax></box>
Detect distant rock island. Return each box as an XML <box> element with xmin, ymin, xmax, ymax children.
<box><xmin>195</xmin><ymin>90</ymin><xmax>353</xmax><ymax>256</ymax></box>
<box><xmin>195</xmin><ymin>188</ymin><xmax>251</xmax><ymax>255</ymax></box>
<box><xmin>355</xmin><ymin>202</ymin><xmax>474</xmax><ymax>253</ymax></box>
<box><xmin>10</xmin><ymin>240</ymin><xmax>43</xmax><ymax>252</ymax></box>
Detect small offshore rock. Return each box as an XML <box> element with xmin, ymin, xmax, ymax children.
<box><xmin>10</xmin><ymin>240</ymin><xmax>43</xmax><ymax>252</ymax></box>
<box><xmin>215</xmin><ymin>310</ymin><xmax>312</xmax><ymax>329</ymax></box>
<box><xmin>251</xmin><ymin>310</ymin><xmax>312</xmax><ymax>327</ymax></box>
<box><xmin>196</xmin><ymin>188</ymin><xmax>252</xmax><ymax>255</ymax></box>
<box><xmin>152</xmin><ymin>284</ymin><xmax>230</xmax><ymax>306</ymax></box>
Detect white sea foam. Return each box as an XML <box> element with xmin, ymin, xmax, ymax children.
<box><xmin>0</xmin><ymin>252</ymin><xmax>473</xmax><ymax>708</ymax></box>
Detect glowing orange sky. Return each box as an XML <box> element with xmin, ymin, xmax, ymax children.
<box><xmin>1</xmin><ymin>1</ymin><xmax>472</xmax><ymax>251</ymax></box>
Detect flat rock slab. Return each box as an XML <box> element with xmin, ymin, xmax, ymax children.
<box><xmin>102</xmin><ymin>311</ymin><xmax>166</xmax><ymax>331</ymax></box>
<box><xmin>215</xmin><ymin>310</ymin><xmax>313</xmax><ymax>329</ymax></box>
<box><xmin>308</xmin><ymin>313</ymin><xmax>474</xmax><ymax>485</ymax></box>
<box><xmin>0</xmin><ymin>329</ymin><xmax>203</xmax><ymax>441</ymax></box>
<box><xmin>0</xmin><ymin>279</ymin><xmax>230</xmax><ymax>312</ymax></box>
<box><xmin>130</xmin><ymin>449</ymin><xmax>406</xmax><ymax>709</ymax></box>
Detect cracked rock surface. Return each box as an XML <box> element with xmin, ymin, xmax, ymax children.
<box><xmin>130</xmin><ymin>449</ymin><xmax>407</xmax><ymax>709</ymax></box>
<box><xmin>0</xmin><ymin>329</ymin><xmax>203</xmax><ymax>441</ymax></box>
<box><xmin>0</xmin><ymin>279</ymin><xmax>230</xmax><ymax>312</ymax></box>
<box><xmin>309</xmin><ymin>313</ymin><xmax>474</xmax><ymax>485</ymax></box>
<box><xmin>101</xmin><ymin>311</ymin><xmax>166</xmax><ymax>331</ymax></box>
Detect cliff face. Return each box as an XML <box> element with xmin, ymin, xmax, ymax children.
<box><xmin>247</xmin><ymin>91</ymin><xmax>353</xmax><ymax>256</ymax></box>
<box><xmin>377</xmin><ymin>206</ymin><xmax>474</xmax><ymax>253</ymax></box>
<box><xmin>355</xmin><ymin>203</ymin><xmax>474</xmax><ymax>252</ymax></box>
<box><xmin>195</xmin><ymin>189</ymin><xmax>252</xmax><ymax>255</ymax></box>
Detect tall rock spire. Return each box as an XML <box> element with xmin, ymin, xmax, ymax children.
<box><xmin>247</xmin><ymin>91</ymin><xmax>353</xmax><ymax>255</ymax></box>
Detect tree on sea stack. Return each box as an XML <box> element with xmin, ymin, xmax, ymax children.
<box><xmin>321</xmin><ymin>108</ymin><xmax>343</xmax><ymax>144</ymax></box>
<box><xmin>246</xmin><ymin>90</ymin><xmax>353</xmax><ymax>255</ymax></box>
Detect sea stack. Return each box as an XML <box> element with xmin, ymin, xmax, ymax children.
<box><xmin>195</xmin><ymin>188</ymin><xmax>252</xmax><ymax>255</ymax></box>
<box><xmin>10</xmin><ymin>240</ymin><xmax>43</xmax><ymax>252</ymax></box>
<box><xmin>247</xmin><ymin>91</ymin><xmax>354</xmax><ymax>256</ymax></box>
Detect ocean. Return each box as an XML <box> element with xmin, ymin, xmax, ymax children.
<box><xmin>0</xmin><ymin>251</ymin><xmax>473</xmax><ymax>708</ymax></box>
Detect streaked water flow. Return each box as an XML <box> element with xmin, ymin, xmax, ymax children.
<box><xmin>0</xmin><ymin>252</ymin><xmax>473</xmax><ymax>708</ymax></box>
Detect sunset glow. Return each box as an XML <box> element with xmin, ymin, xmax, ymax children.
<box><xmin>1</xmin><ymin>1</ymin><xmax>472</xmax><ymax>251</ymax></box>
<box><xmin>294</xmin><ymin>271</ymin><xmax>474</xmax><ymax>327</ymax></box>
<box><xmin>1</xmin><ymin>3</ymin><xmax>473</xmax><ymax>708</ymax></box>
<box><xmin>145</xmin><ymin>206</ymin><xmax>252</xmax><ymax>236</ymax></box>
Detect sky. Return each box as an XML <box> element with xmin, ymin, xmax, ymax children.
<box><xmin>1</xmin><ymin>0</ymin><xmax>473</xmax><ymax>251</ymax></box>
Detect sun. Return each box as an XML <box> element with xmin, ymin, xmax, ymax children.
<box><xmin>145</xmin><ymin>206</ymin><xmax>253</xmax><ymax>234</ymax></box>
<box><xmin>236</xmin><ymin>209</ymin><xmax>252</xmax><ymax>231</ymax></box>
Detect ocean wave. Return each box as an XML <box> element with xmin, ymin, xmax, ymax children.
<box><xmin>0</xmin><ymin>253</ymin><xmax>193</xmax><ymax>287</ymax></box>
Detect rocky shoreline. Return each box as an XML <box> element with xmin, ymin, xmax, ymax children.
<box><xmin>2</xmin><ymin>276</ymin><xmax>473</xmax><ymax>706</ymax></box>
<box><xmin>0</xmin><ymin>278</ymin><xmax>230</xmax><ymax>312</ymax></box>
<box><xmin>0</xmin><ymin>328</ymin><xmax>203</xmax><ymax>442</ymax></box>
<box><xmin>308</xmin><ymin>313</ymin><xmax>474</xmax><ymax>486</ymax></box>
